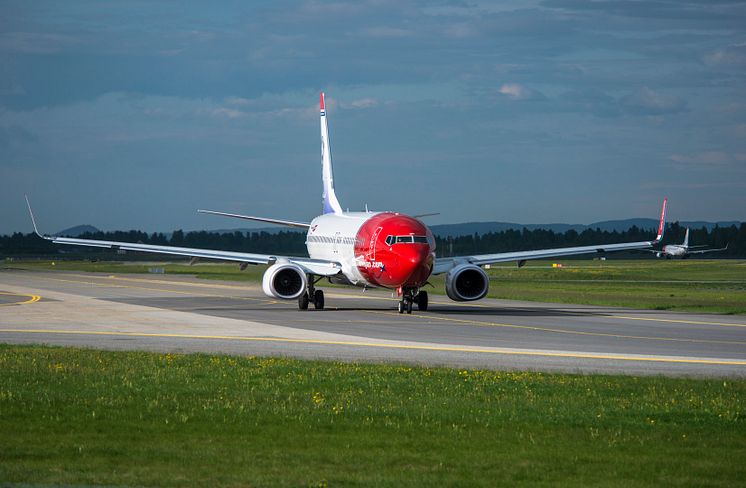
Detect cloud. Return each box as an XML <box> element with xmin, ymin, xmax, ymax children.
<box><xmin>211</xmin><ymin>107</ymin><xmax>245</xmax><ymax>119</ymax></box>
<box><xmin>668</xmin><ymin>151</ymin><xmax>746</xmax><ymax>170</ymax></box>
<box><xmin>0</xmin><ymin>32</ymin><xmax>78</xmax><ymax>54</ymax></box>
<box><xmin>361</xmin><ymin>27</ymin><xmax>411</xmax><ymax>38</ymax></box>
<box><xmin>344</xmin><ymin>98</ymin><xmax>378</xmax><ymax>109</ymax></box>
<box><xmin>444</xmin><ymin>23</ymin><xmax>475</xmax><ymax>38</ymax></box>
<box><xmin>560</xmin><ymin>88</ymin><xmax>620</xmax><ymax>117</ymax></box>
<box><xmin>620</xmin><ymin>86</ymin><xmax>687</xmax><ymax>115</ymax></box>
<box><xmin>498</xmin><ymin>83</ymin><xmax>545</xmax><ymax>101</ymax></box>
<box><xmin>704</xmin><ymin>43</ymin><xmax>746</xmax><ymax>67</ymax></box>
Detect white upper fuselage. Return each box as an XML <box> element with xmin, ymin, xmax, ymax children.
<box><xmin>306</xmin><ymin>212</ymin><xmax>373</xmax><ymax>285</ymax></box>
<box><xmin>661</xmin><ymin>244</ymin><xmax>688</xmax><ymax>257</ymax></box>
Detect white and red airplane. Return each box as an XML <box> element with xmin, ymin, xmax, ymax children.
<box><xmin>644</xmin><ymin>228</ymin><xmax>728</xmax><ymax>259</ymax></box>
<box><xmin>27</xmin><ymin>92</ymin><xmax>667</xmax><ymax>313</ymax></box>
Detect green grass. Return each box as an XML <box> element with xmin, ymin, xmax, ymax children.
<box><xmin>1</xmin><ymin>345</ymin><xmax>744</xmax><ymax>487</ymax></box>
<box><xmin>6</xmin><ymin>258</ymin><xmax>746</xmax><ymax>314</ymax></box>
<box><xmin>479</xmin><ymin>260</ymin><xmax>746</xmax><ymax>314</ymax></box>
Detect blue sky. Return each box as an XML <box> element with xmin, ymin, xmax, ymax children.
<box><xmin>1</xmin><ymin>0</ymin><xmax>745</xmax><ymax>234</ymax></box>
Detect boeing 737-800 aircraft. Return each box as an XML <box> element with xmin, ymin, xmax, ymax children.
<box><xmin>27</xmin><ymin>92</ymin><xmax>667</xmax><ymax>313</ymax></box>
<box><xmin>645</xmin><ymin>228</ymin><xmax>728</xmax><ymax>259</ymax></box>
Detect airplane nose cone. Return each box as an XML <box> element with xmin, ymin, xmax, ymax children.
<box><xmin>397</xmin><ymin>245</ymin><xmax>433</xmax><ymax>285</ymax></box>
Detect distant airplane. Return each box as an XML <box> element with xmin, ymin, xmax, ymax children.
<box><xmin>646</xmin><ymin>228</ymin><xmax>728</xmax><ymax>259</ymax></box>
<box><xmin>27</xmin><ymin>92</ymin><xmax>667</xmax><ymax>313</ymax></box>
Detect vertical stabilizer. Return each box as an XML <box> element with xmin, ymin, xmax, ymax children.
<box><xmin>683</xmin><ymin>228</ymin><xmax>690</xmax><ymax>247</ymax></box>
<box><xmin>320</xmin><ymin>92</ymin><xmax>343</xmax><ymax>215</ymax></box>
<box><xmin>654</xmin><ymin>197</ymin><xmax>667</xmax><ymax>242</ymax></box>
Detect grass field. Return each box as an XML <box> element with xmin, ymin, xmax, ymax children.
<box><xmin>6</xmin><ymin>258</ymin><xmax>746</xmax><ymax>314</ymax></box>
<box><xmin>1</xmin><ymin>345</ymin><xmax>744</xmax><ymax>487</ymax></box>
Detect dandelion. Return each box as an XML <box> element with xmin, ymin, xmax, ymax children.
<box><xmin>312</xmin><ymin>392</ymin><xmax>324</xmax><ymax>406</ymax></box>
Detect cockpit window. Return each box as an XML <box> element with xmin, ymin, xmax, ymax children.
<box><xmin>387</xmin><ymin>235</ymin><xmax>429</xmax><ymax>245</ymax></box>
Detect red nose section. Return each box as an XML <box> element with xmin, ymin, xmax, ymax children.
<box><xmin>354</xmin><ymin>213</ymin><xmax>435</xmax><ymax>288</ymax></box>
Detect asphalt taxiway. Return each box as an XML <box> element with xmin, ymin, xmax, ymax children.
<box><xmin>1</xmin><ymin>268</ymin><xmax>745</xmax><ymax>377</ymax></box>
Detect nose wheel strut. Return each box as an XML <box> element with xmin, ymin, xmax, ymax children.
<box><xmin>398</xmin><ymin>288</ymin><xmax>428</xmax><ymax>314</ymax></box>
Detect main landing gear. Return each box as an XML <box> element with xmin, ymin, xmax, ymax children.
<box><xmin>298</xmin><ymin>275</ymin><xmax>325</xmax><ymax>310</ymax></box>
<box><xmin>398</xmin><ymin>288</ymin><xmax>428</xmax><ymax>314</ymax></box>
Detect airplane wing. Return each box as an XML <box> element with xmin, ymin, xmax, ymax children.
<box><xmin>433</xmin><ymin>198</ymin><xmax>667</xmax><ymax>275</ymax></box>
<box><xmin>685</xmin><ymin>244</ymin><xmax>728</xmax><ymax>255</ymax></box>
<box><xmin>25</xmin><ymin>197</ymin><xmax>340</xmax><ymax>276</ymax></box>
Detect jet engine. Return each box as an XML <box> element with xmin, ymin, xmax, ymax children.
<box><xmin>656</xmin><ymin>252</ymin><xmax>663</xmax><ymax>258</ymax></box>
<box><xmin>262</xmin><ymin>262</ymin><xmax>307</xmax><ymax>299</ymax></box>
<box><xmin>445</xmin><ymin>264</ymin><xmax>489</xmax><ymax>301</ymax></box>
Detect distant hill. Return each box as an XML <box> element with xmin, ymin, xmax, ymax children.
<box><xmin>55</xmin><ymin>225</ymin><xmax>100</xmax><ymax>237</ymax></box>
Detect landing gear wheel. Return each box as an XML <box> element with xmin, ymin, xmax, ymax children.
<box><xmin>406</xmin><ymin>300</ymin><xmax>413</xmax><ymax>314</ymax></box>
<box><xmin>398</xmin><ymin>301</ymin><xmax>405</xmax><ymax>314</ymax></box>
<box><xmin>313</xmin><ymin>289</ymin><xmax>325</xmax><ymax>310</ymax></box>
<box><xmin>416</xmin><ymin>291</ymin><xmax>428</xmax><ymax>311</ymax></box>
<box><xmin>298</xmin><ymin>293</ymin><xmax>309</xmax><ymax>310</ymax></box>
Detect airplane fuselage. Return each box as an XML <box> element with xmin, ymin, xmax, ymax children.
<box><xmin>660</xmin><ymin>244</ymin><xmax>688</xmax><ymax>257</ymax></box>
<box><xmin>306</xmin><ymin>211</ymin><xmax>435</xmax><ymax>289</ymax></box>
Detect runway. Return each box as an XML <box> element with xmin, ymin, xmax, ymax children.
<box><xmin>1</xmin><ymin>268</ymin><xmax>745</xmax><ymax>377</ymax></box>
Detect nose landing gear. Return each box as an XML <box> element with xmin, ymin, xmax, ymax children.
<box><xmin>397</xmin><ymin>288</ymin><xmax>428</xmax><ymax>314</ymax></box>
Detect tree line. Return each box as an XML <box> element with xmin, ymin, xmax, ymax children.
<box><xmin>2</xmin><ymin>221</ymin><xmax>745</xmax><ymax>258</ymax></box>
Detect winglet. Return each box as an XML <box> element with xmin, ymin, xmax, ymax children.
<box><xmin>320</xmin><ymin>91</ymin><xmax>325</xmax><ymax>112</ymax></box>
<box><xmin>25</xmin><ymin>195</ymin><xmax>48</xmax><ymax>239</ymax></box>
<box><xmin>655</xmin><ymin>197</ymin><xmax>667</xmax><ymax>242</ymax></box>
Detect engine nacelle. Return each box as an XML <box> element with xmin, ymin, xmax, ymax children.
<box><xmin>445</xmin><ymin>264</ymin><xmax>489</xmax><ymax>301</ymax></box>
<box><xmin>656</xmin><ymin>252</ymin><xmax>663</xmax><ymax>258</ymax></box>
<box><xmin>262</xmin><ymin>262</ymin><xmax>307</xmax><ymax>299</ymax></box>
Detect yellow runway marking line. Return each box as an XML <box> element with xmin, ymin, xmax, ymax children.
<box><xmin>1</xmin><ymin>328</ymin><xmax>745</xmax><ymax>366</ymax></box>
<box><xmin>35</xmin><ymin>276</ymin><xmax>275</xmax><ymax>304</ymax></box>
<box><xmin>0</xmin><ymin>291</ymin><xmax>41</xmax><ymax>307</ymax></box>
<box><xmin>609</xmin><ymin>315</ymin><xmax>746</xmax><ymax>328</ymax></box>
<box><xmin>52</xmin><ymin>272</ymin><xmax>262</xmax><ymax>291</ymax></box>
<box><xmin>363</xmin><ymin>310</ymin><xmax>746</xmax><ymax>347</ymax></box>
<box><xmin>426</xmin><ymin>298</ymin><xmax>746</xmax><ymax>328</ymax></box>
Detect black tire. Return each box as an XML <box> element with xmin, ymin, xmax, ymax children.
<box><xmin>416</xmin><ymin>291</ymin><xmax>428</xmax><ymax>311</ymax></box>
<box><xmin>406</xmin><ymin>300</ymin><xmax>413</xmax><ymax>314</ymax></box>
<box><xmin>298</xmin><ymin>292</ymin><xmax>309</xmax><ymax>310</ymax></box>
<box><xmin>313</xmin><ymin>289</ymin><xmax>325</xmax><ymax>310</ymax></box>
<box><xmin>398</xmin><ymin>301</ymin><xmax>405</xmax><ymax>314</ymax></box>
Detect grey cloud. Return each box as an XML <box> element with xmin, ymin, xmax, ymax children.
<box><xmin>619</xmin><ymin>86</ymin><xmax>687</xmax><ymax>115</ymax></box>
<box><xmin>542</xmin><ymin>0</ymin><xmax>746</xmax><ymax>22</ymax></box>
<box><xmin>0</xmin><ymin>32</ymin><xmax>79</xmax><ymax>54</ymax></box>
<box><xmin>705</xmin><ymin>43</ymin><xmax>746</xmax><ymax>67</ymax></box>
<box><xmin>559</xmin><ymin>89</ymin><xmax>621</xmax><ymax>117</ymax></box>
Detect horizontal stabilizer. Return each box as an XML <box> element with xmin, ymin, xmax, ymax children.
<box><xmin>197</xmin><ymin>209</ymin><xmax>310</xmax><ymax>229</ymax></box>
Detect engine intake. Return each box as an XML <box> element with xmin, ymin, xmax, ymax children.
<box><xmin>445</xmin><ymin>264</ymin><xmax>489</xmax><ymax>301</ymax></box>
<box><xmin>262</xmin><ymin>263</ymin><xmax>307</xmax><ymax>299</ymax></box>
